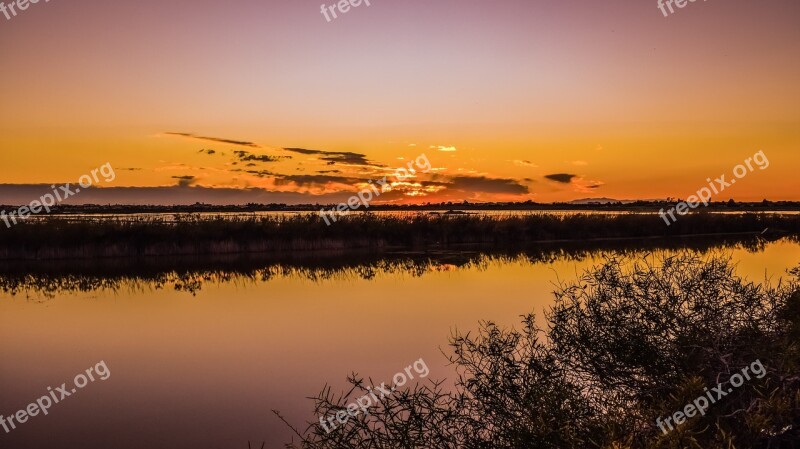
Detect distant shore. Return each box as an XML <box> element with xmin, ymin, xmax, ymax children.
<box><xmin>0</xmin><ymin>211</ymin><xmax>798</xmax><ymax>260</ymax></box>
<box><xmin>2</xmin><ymin>200</ymin><xmax>800</xmax><ymax>215</ymax></box>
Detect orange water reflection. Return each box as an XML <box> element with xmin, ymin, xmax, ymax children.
<box><xmin>1</xmin><ymin>241</ymin><xmax>798</xmax><ymax>448</ymax></box>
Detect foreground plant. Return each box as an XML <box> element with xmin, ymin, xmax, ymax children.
<box><xmin>280</xmin><ymin>254</ymin><xmax>800</xmax><ymax>449</ymax></box>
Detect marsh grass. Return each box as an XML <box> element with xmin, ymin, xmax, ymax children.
<box><xmin>0</xmin><ymin>235</ymin><xmax>778</xmax><ymax>298</ymax></box>
<box><xmin>0</xmin><ymin>212</ymin><xmax>797</xmax><ymax>260</ymax></box>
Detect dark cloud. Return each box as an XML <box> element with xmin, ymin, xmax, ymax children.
<box><xmin>273</xmin><ymin>174</ymin><xmax>362</xmax><ymax>187</ymax></box>
<box><xmin>449</xmin><ymin>176</ymin><xmax>529</xmax><ymax>194</ymax></box>
<box><xmin>245</xmin><ymin>170</ymin><xmax>277</xmax><ymax>178</ymax></box>
<box><xmin>544</xmin><ymin>173</ymin><xmax>577</xmax><ymax>184</ymax></box>
<box><xmin>283</xmin><ymin>147</ymin><xmax>382</xmax><ymax>167</ymax></box>
<box><xmin>119</xmin><ymin>167</ymin><xmax>143</xmax><ymax>171</ymax></box>
<box><xmin>283</xmin><ymin>147</ymin><xmax>322</xmax><ymax>155</ymax></box>
<box><xmin>326</xmin><ymin>153</ymin><xmax>376</xmax><ymax>165</ymax></box>
<box><xmin>172</xmin><ymin>175</ymin><xmax>197</xmax><ymax>187</ymax></box>
<box><xmin>419</xmin><ymin>180</ymin><xmax>452</xmax><ymax>188</ymax></box>
<box><xmin>0</xmin><ymin>184</ymin><xmax>353</xmax><ymax>206</ymax></box>
<box><xmin>233</xmin><ymin>150</ymin><xmax>289</xmax><ymax>163</ymax></box>
<box><xmin>317</xmin><ymin>169</ymin><xmax>342</xmax><ymax>174</ymax></box>
<box><xmin>165</xmin><ymin>132</ymin><xmax>260</xmax><ymax>148</ymax></box>
<box><xmin>198</xmin><ymin>149</ymin><xmax>216</xmax><ymax>155</ymax></box>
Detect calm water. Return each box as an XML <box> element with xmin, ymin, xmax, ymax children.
<box><xmin>1</xmin><ymin>239</ymin><xmax>799</xmax><ymax>448</ymax></box>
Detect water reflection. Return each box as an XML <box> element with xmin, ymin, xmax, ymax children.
<box><xmin>0</xmin><ymin>235</ymin><xmax>797</xmax><ymax>449</ymax></box>
<box><xmin>0</xmin><ymin>235</ymin><xmax>780</xmax><ymax>299</ymax></box>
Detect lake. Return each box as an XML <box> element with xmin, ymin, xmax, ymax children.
<box><xmin>1</xmin><ymin>237</ymin><xmax>798</xmax><ymax>448</ymax></box>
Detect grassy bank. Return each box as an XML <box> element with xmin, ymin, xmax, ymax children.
<box><xmin>0</xmin><ymin>236</ymin><xmax>774</xmax><ymax>297</ymax></box>
<box><xmin>0</xmin><ymin>212</ymin><xmax>797</xmax><ymax>260</ymax></box>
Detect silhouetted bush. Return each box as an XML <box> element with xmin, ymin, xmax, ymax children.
<box><xmin>281</xmin><ymin>255</ymin><xmax>800</xmax><ymax>449</ymax></box>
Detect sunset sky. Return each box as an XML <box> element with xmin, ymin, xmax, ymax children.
<box><xmin>0</xmin><ymin>0</ymin><xmax>798</xmax><ymax>205</ymax></box>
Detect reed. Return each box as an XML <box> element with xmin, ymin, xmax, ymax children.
<box><xmin>0</xmin><ymin>212</ymin><xmax>797</xmax><ymax>260</ymax></box>
<box><xmin>0</xmin><ymin>235</ymin><xmax>773</xmax><ymax>297</ymax></box>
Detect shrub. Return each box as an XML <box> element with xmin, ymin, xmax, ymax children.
<box><xmin>281</xmin><ymin>255</ymin><xmax>800</xmax><ymax>449</ymax></box>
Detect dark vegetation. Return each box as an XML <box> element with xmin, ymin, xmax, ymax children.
<box><xmin>0</xmin><ymin>234</ymin><xmax>782</xmax><ymax>298</ymax></box>
<box><xmin>0</xmin><ymin>212</ymin><xmax>798</xmax><ymax>260</ymax></box>
<box><xmin>4</xmin><ymin>199</ymin><xmax>799</xmax><ymax>214</ymax></box>
<box><xmin>280</xmin><ymin>255</ymin><xmax>800</xmax><ymax>449</ymax></box>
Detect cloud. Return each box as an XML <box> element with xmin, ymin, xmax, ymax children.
<box><xmin>282</xmin><ymin>148</ymin><xmax>326</xmax><ymax>155</ymax></box>
<box><xmin>449</xmin><ymin>176</ymin><xmax>529</xmax><ymax>194</ymax></box>
<box><xmin>118</xmin><ymin>167</ymin><xmax>143</xmax><ymax>171</ymax></box>
<box><xmin>544</xmin><ymin>173</ymin><xmax>577</xmax><ymax>184</ymax></box>
<box><xmin>283</xmin><ymin>147</ymin><xmax>381</xmax><ymax>167</ymax></box>
<box><xmin>172</xmin><ymin>175</ymin><xmax>197</xmax><ymax>187</ymax></box>
<box><xmin>512</xmin><ymin>160</ymin><xmax>537</xmax><ymax>168</ymax></box>
<box><xmin>165</xmin><ymin>132</ymin><xmax>260</xmax><ymax>148</ymax></box>
<box><xmin>273</xmin><ymin>174</ymin><xmax>362</xmax><ymax>187</ymax></box>
<box><xmin>233</xmin><ymin>150</ymin><xmax>288</xmax><ymax>163</ymax></box>
<box><xmin>542</xmin><ymin>173</ymin><xmax>605</xmax><ymax>192</ymax></box>
<box><xmin>0</xmin><ymin>184</ymin><xmax>358</xmax><ymax>206</ymax></box>
<box><xmin>432</xmin><ymin>145</ymin><xmax>457</xmax><ymax>152</ymax></box>
<box><xmin>573</xmin><ymin>179</ymin><xmax>605</xmax><ymax>192</ymax></box>
<box><xmin>244</xmin><ymin>170</ymin><xmax>277</xmax><ymax>178</ymax></box>
<box><xmin>198</xmin><ymin>149</ymin><xmax>216</xmax><ymax>155</ymax></box>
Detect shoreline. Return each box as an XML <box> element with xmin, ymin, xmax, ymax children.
<box><xmin>0</xmin><ymin>234</ymin><xmax>791</xmax><ymax>297</ymax></box>
<box><xmin>0</xmin><ymin>212</ymin><xmax>796</xmax><ymax>261</ymax></box>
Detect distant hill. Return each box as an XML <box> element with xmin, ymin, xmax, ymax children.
<box><xmin>568</xmin><ymin>198</ymin><xmax>627</xmax><ymax>205</ymax></box>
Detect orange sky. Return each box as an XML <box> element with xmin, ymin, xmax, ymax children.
<box><xmin>0</xmin><ymin>0</ymin><xmax>798</xmax><ymax>205</ymax></box>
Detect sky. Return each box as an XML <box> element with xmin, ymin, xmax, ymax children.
<box><xmin>0</xmin><ymin>0</ymin><xmax>798</xmax><ymax>205</ymax></box>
